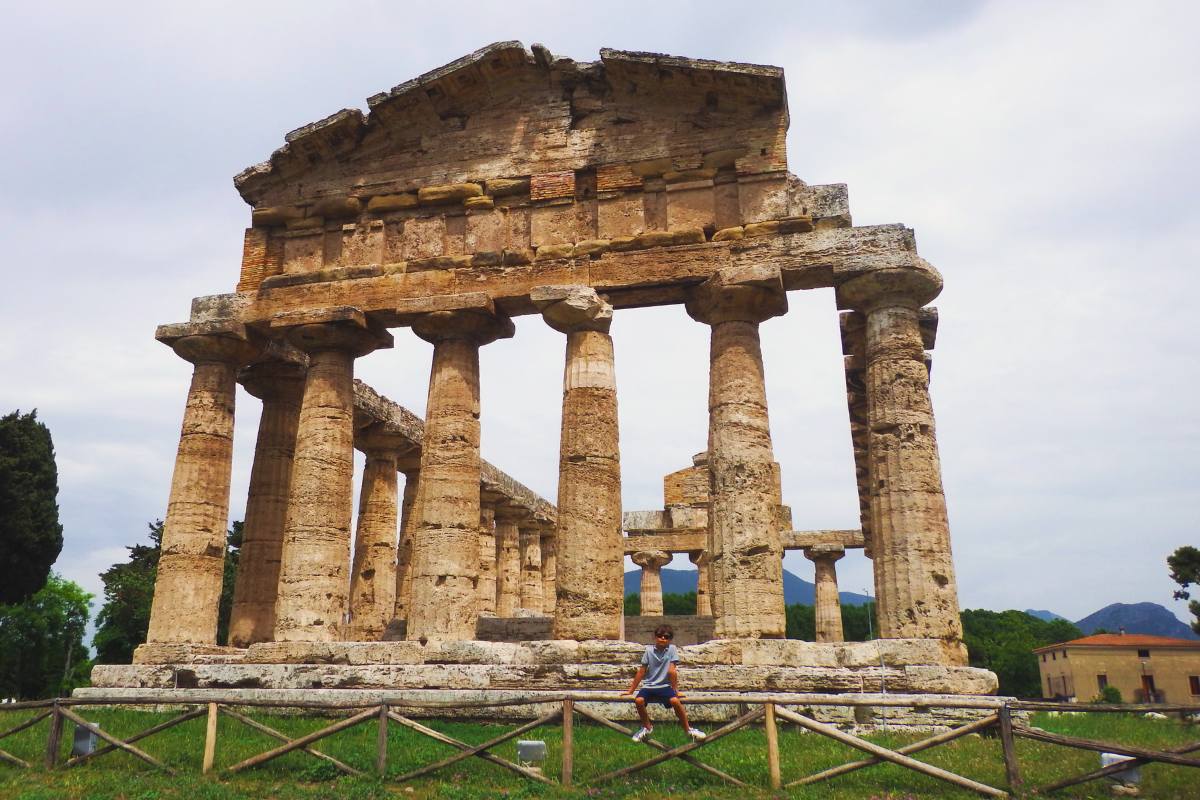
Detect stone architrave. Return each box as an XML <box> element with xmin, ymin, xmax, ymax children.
<box><xmin>631</xmin><ymin>550</ymin><xmax>671</xmax><ymax>616</ymax></box>
<box><xmin>477</xmin><ymin>504</ymin><xmax>498</xmax><ymax>616</ymax></box>
<box><xmin>393</xmin><ymin>467</ymin><xmax>421</xmax><ymax>621</ymax></box>
<box><xmin>685</xmin><ymin>264</ymin><xmax>788</xmax><ymax>639</ymax></box>
<box><xmin>531</xmin><ymin>285</ymin><xmax>622</xmax><ymax>640</ymax></box>
<box><xmin>518</xmin><ymin>524</ymin><xmax>544</xmax><ymax>614</ymax></box>
<box><xmin>804</xmin><ymin>545</ymin><xmax>845</xmax><ymax>643</ymax></box>
<box><xmin>494</xmin><ymin>508</ymin><xmax>523</xmax><ymax>617</ymax></box>
<box><xmin>689</xmin><ymin>550</ymin><xmax>713</xmax><ymax>617</ymax></box>
<box><xmin>838</xmin><ymin>266</ymin><xmax>967</xmax><ymax>665</ymax></box>
<box><xmin>274</xmin><ymin>315</ymin><xmax>393</xmax><ymax>642</ymax></box>
<box><xmin>540</xmin><ymin>529</ymin><xmax>557</xmax><ymax>615</ymax></box>
<box><xmin>228</xmin><ymin>360</ymin><xmax>305</xmax><ymax>647</ymax></box>
<box><xmin>147</xmin><ymin>330</ymin><xmax>261</xmax><ymax>645</ymax></box>
<box><xmin>406</xmin><ymin>303</ymin><xmax>515</xmax><ymax>642</ymax></box>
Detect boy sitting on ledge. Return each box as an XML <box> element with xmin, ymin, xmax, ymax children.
<box><xmin>621</xmin><ymin>624</ymin><xmax>706</xmax><ymax>742</ymax></box>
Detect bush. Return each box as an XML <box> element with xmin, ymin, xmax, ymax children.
<box><xmin>1092</xmin><ymin>684</ymin><xmax>1123</xmax><ymax>704</ymax></box>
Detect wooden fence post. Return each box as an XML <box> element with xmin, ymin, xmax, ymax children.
<box><xmin>562</xmin><ymin>699</ymin><xmax>574</xmax><ymax>788</ymax></box>
<box><xmin>202</xmin><ymin>702</ymin><xmax>219</xmax><ymax>774</ymax></box>
<box><xmin>998</xmin><ymin>703</ymin><xmax>1023</xmax><ymax>795</ymax></box>
<box><xmin>44</xmin><ymin>702</ymin><xmax>63</xmax><ymax>770</ymax></box>
<box><xmin>764</xmin><ymin>702</ymin><xmax>781</xmax><ymax>790</ymax></box>
<box><xmin>377</xmin><ymin>704</ymin><xmax>389</xmax><ymax>776</ymax></box>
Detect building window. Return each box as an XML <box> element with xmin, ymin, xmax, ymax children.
<box><xmin>1190</xmin><ymin>676</ymin><xmax>1200</xmax><ymax>695</ymax></box>
<box><xmin>1138</xmin><ymin>649</ymin><xmax>1150</xmax><ymax>658</ymax></box>
<box><xmin>1041</xmin><ymin>653</ymin><xmax>1046</xmax><ymax>662</ymax></box>
<box><xmin>1098</xmin><ymin>674</ymin><xmax>1108</xmax><ymax>691</ymax></box>
<box><xmin>1062</xmin><ymin>651</ymin><xmax>1068</xmax><ymax>659</ymax></box>
<box><xmin>1051</xmin><ymin>652</ymin><xmax>1056</xmax><ymax>660</ymax></box>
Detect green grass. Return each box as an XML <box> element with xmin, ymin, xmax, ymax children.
<box><xmin>0</xmin><ymin>707</ymin><xmax>1196</xmax><ymax>799</ymax></box>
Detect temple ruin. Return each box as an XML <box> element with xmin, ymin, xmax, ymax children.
<box><xmin>85</xmin><ymin>43</ymin><xmax>997</xmax><ymax>708</ymax></box>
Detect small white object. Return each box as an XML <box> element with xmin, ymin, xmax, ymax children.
<box><xmin>1142</xmin><ymin>712</ymin><xmax>1167</xmax><ymax>720</ymax></box>
<box><xmin>631</xmin><ymin>727</ymin><xmax>652</xmax><ymax>743</ymax></box>
<box><xmin>1100</xmin><ymin>752</ymin><xmax>1141</xmax><ymax>785</ymax></box>
<box><xmin>71</xmin><ymin>723</ymin><xmax>99</xmax><ymax>757</ymax></box>
<box><xmin>516</xmin><ymin>739</ymin><xmax>546</xmax><ymax>765</ymax></box>
<box><xmin>687</xmin><ymin>727</ymin><xmax>707</xmax><ymax>740</ymax></box>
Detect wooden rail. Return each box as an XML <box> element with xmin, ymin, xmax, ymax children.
<box><xmin>1</xmin><ymin>692</ymin><xmax>1198</xmax><ymax>796</ymax></box>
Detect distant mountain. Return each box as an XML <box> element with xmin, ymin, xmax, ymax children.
<box><xmin>624</xmin><ymin>568</ymin><xmax>873</xmax><ymax>607</ymax></box>
<box><xmin>1025</xmin><ymin>609</ymin><xmax>1068</xmax><ymax>622</ymax></box>
<box><xmin>1074</xmin><ymin>602</ymin><xmax>1199</xmax><ymax>640</ymax></box>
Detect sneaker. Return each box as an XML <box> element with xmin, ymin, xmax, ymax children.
<box><xmin>631</xmin><ymin>727</ymin><xmax>652</xmax><ymax>743</ymax></box>
<box><xmin>687</xmin><ymin>728</ymin><xmax>707</xmax><ymax>740</ymax></box>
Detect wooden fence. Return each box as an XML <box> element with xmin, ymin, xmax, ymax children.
<box><xmin>2</xmin><ymin>693</ymin><xmax>1199</xmax><ymax>796</ymax></box>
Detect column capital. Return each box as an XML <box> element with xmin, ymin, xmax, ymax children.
<box><xmin>531</xmin><ymin>285</ymin><xmax>613</xmax><ymax>334</ymax></box>
<box><xmin>804</xmin><ymin>545</ymin><xmax>846</xmax><ymax>563</ymax></box>
<box><xmin>685</xmin><ymin>264</ymin><xmax>787</xmax><ymax>325</ymax></box>
<box><xmin>631</xmin><ymin>550</ymin><xmax>671</xmax><ymax>570</ymax></box>
<box><xmin>239</xmin><ymin>359</ymin><xmax>307</xmax><ymax>400</ymax></box>
<box><xmin>354</xmin><ymin>421</ymin><xmax>418</xmax><ymax>460</ymax></box>
<box><xmin>412</xmin><ymin>308</ymin><xmax>515</xmax><ymax>346</ymax></box>
<box><xmin>285</xmin><ymin>317</ymin><xmax>393</xmax><ymax>357</ymax></box>
<box><xmin>688</xmin><ymin>550</ymin><xmax>710</xmax><ymax>566</ymax></box>
<box><xmin>160</xmin><ymin>323</ymin><xmax>264</xmax><ymax>366</ymax></box>
<box><xmin>835</xmin><ymin>263</ymin><xmax>943</xmax><ymax>312</ymax></box>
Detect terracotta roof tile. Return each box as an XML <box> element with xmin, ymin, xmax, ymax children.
<box><xmin>1034</xmin><ymin>633</ymin><xmax>1200</xmax><ymax>652</ymax></box>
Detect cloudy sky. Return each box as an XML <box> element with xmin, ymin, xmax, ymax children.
<box><xmin>2</xmin><ymin>1</ymin><xmax>1196</xmax><ymax>633</ymax></box>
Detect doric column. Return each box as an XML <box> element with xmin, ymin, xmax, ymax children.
<box><xmin>689</xmin><ymin>550</ymin><xmax>712</xmax><ymax>617</ymax></box>
<box><xmin>406</xmin><ymin>303</ymin><xmax>514</xmax><ymax>642</ymax></box>
<box><xmin>477</xmin><ymin>504</ymin><xmax>498</xmax><ymax>616</ymax></box>
<box><xmin>147</xmin><ymin>328</ymin><xmax>260</xmax><ymax>644</ymax></box>
<box><xmin>839</xmin><ymin>311</ymin><xmax>873</xmax><ymax>560</ymax></box>
<box><xmin>540</xmin><ymin>528</ymin><xmax>557</xmax><ymax>615</ymax></box>
<box><xmin>518</xmin><ymin>524</ymin><xmax>544</xmax><ymax>614</ymax></box>
<box><xmin>804</xmin><ymin>545</ymin><xmax>845</xmax><ymax>643</ymax></box>
<box><xmin>494</xmin><ymin>507</ymin><xmax>522</xmax><ymax>617</ymax></box>
<box><xmin>531</xmin><ymin>285</ymin><xmax>623</xmax><ymax>640</ymax></box>
<box><xmin>632</xmin><ymin>550</ymin><xmax>671</xmax><ymax>616</ymax></box>
<box><xmin>393</xmin><ymin>466</ymin><xmax>421</xmax><ymax>621</ymax></box>
<box><xmin>228</xmin><ymin>359</ymin><xmax>305</xmax><ymax>647</ymax></box>
<box><xmin>838</xmin><ymin>266</ymin><xmax>966</xmax><ymax>665</ymax></box>
<box><xmin>685</xmin><ymin>265</ymin><xmax>788</xmax><ymax>639</ymax></box>
<box><xmin>273</xmin><ymin>313</ymin><xmax>392</xmax><ymax>642</ymax></box>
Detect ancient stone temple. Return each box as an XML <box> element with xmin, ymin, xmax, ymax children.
<box><xmin>86</xmin><ymin>43</ymin><xmax>995</xmax><ymax>707</ymax></box>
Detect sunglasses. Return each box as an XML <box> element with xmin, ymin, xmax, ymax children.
<box><xmin>655</xmin><ymin>633</ymin><xmax>673</xmax><ymax>640</ymax></box>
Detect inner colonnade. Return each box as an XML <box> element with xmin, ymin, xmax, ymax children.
<box><xmin>131</xmin><ymin>44</ymin><xmax>974</xmax><ymax>686</ymax></box>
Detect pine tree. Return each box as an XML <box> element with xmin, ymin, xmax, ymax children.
<box><xmin>0</xmin><ymin>410</ymin><xmax>64</xmax><ymax>604</ymax></box>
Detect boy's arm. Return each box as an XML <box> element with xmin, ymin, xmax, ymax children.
<box><xmin>667</xmin><ymin>662</ymin><xmax>681</xmax><ymax>696</ymax></box>
<box><xmin>623</xmin><ymin>665</ymin><xmax>647</xmax><ymax>695</ymax></box>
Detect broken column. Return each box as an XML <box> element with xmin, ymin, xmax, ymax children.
<box><xmin>228</xmin><ymin>359</ymin><xmax>305</xmax><ymax>647</ymax></box>
<box><xmin>146</xmin><ymin>327</ymin><xmax>260</xmax><ymax>645</ymax></box>
<box><xmin>804</xmin><ymin>545</ymin><xmax>845</xmax><ymax>643</ymax></box>
<box><xmin>406</xmin><ymin>300</ymin><xmax>514</xmax><ymax>641</ymax></box>
<box><xmin>273</xmin><ymin>311</ymin><xmax>392</xmax><ymax>642</ymax></box>
<box><xmin>518</xmin><ymin>523</ymin><xmax>544</xmax><ymax>614</ymax></box>
<box><xmin>532</xmin><ymin>285</ymin><xmax>623</xmax><ymax>640</ymax></box>
<box><xmin>689</xmin><ymin>550</ymin><xmax>712</xmax><ymax>617</ymax></box>
<box><xmin>494</xmin><ymin>507</ymin><xmax>523</xmax><ymax>617</ymax></box>
<box><xmin>838</xmin><ymin>266</ymin><xmax>967</xmax><ymax>664</ymax></box>
<box><xmin>686</xmin><ymin>265</ymin><xmax>788</xmax><ymax>639</ymax></box>
<box><xmin>632</xmin><ymin>550</ymin><xmax>671</xmax><ymax>616</ymax></box>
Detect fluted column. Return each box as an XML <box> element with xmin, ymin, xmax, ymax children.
<box><xmin>804</xmin><ymin>545</ymin><xmax>845</xmax><ymax>643</ymax></box>
<box><xmin>406</xmin><ymin>305</ymin><xmax>514</xmax><ymax>642</ymax></box>
<box><xmin>632</xmin><ymin>550</ymin><xmax>670</xmax><ymax>616</ymax></box>
<box><xmin>393</xmin><ymin>466</ymin><xmax>421</xmax><ymax>621</ymax></box>
<box><xmin>540</xmin><ymin>529</ymin><xmax>557</xmax><ymax>615</ymax></box>
<box><xmin>147</xmin><ymin>330</ymin><xmax>260</xmax><ymax>644</ymax></box>
<box><xmin>228</xmin><ymin>360</ymin><xmax>305</xmax><ymax>647</ymax></box>
<box><xmin>518</xmin><ymin>525</ymin><xmax>544</xmax><ymax>614</ymax></box>
<box><xmin>494</xmin><ymin>508</ymin><xmax>522</xmax><ymax>617</ymax></box>
<box><xmin>531</xmin><ymin>285</ymin><xmax>623</xmax><ymax>640</ymax></box>
<box><xmin>347</xmin><ymin>429</ymin><xmax>409</xmax><ymax>641</ymax></box>
<box><xmin>274</xmin><ymin>315</ymin><xmax>392</xmax><ymax>642</ymax></box>
<box><xmin>686</xmin><ymin>265</ymin><xmax>788</xmax><ymax>639</ymax></box>
<box><xmin>477</xmin><ymin>504</ymin><xmax>498</xmax><ymax>616</ymax></box>
<box><xmin>689</xmin><ymin>550</ymin><xmax>712</xmax><ymax>617</ymax></box>
<box><xmin>838</xmin><ymin>266</ymin><xmax>966</xmax><ymax>665</ymax></box>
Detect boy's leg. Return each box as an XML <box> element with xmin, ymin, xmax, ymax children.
<box><xmin>634</xmin><ymin>696</ymin><xmax>653</xmax><ymax>730</ymax></box>
<box><xmin>669</xmin><ymin>697</ymin><xmax>691</xmax><ymax>730</ymax></box>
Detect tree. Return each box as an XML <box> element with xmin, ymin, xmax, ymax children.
<box><xmin>0</xmin><ymin>410</ymin><xmax>64</xmax><ymax>604</ymax></box>
<box><xmin>0</xmin><ymin>574</ymin><xmax>92</xmax><ymax>699</ymax></box>
<box><xmin>960</xmin><ymin>609</ymin><xmax>1083</xmax><ymax>698</ymax></box>
<box><xmin>1168</xmin><ymin>545</ymin><xmax>1200</xmax><ymax>635</ymax></box>
<box><xmin>93</xmin><ymin>520</ymin><xmax>242</xmax><ymax>664</ymax></box>
<box><xmin>785</xmin><ymin>603</ymin><xmax>874</xmax><ymax>641</ymax></box>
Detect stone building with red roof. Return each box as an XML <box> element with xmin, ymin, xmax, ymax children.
<box><xmin>1034</xmin><ymin>632</ymin><xmax>1200</xmax><ymax>703</ymax></box>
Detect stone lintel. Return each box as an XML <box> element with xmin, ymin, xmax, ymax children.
<box><xmin>622</xmin><ymin>510</ymin><xmax>667</xmax><ymax>530</ymax></box>
<box><xmin>155</xmin><ymin>320</ymin><xmax>250</xmax><ymax>348</ymax></box>
<box><xmin>189</xmin><ymin>293</ymin><xmax>252</xmax><ymax>324</ymax></box>
<box><xmin>623</xmin><ymin>530</ymin><xmax>706</xmax><ymax>554</ymax></box>
<box><xmin>782</xmin><ymin>529</ymin><xmax>865</xmax><ymax>550</ymax></box>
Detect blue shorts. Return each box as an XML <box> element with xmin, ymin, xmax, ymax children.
<box><xmin>636</xmin><ymin>686</ymin><xmax>678</xmax><ymax>708</ymax></box>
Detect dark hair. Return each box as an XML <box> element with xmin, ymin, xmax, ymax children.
<box><xmin>654</xmin><ymin>624</ymin><xmax>674</xmax><ymax>639</ymax></box>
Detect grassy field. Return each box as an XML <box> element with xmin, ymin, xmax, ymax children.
<box><xmin>0</xmin><ymin>706</ymin><xmax>1196</xmax><ymax>799</ymax></box>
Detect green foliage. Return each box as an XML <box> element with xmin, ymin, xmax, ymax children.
<box><xmin>1093</xmin><ymin>684</ymin><xmax>1124</xmax><ymax>704</ymax></box>
<box><xmin>785</xmin><ymin>603</ymin><xmax>874</xmax><ymax>641</ymax></box>
<box><xmin>0</xmin><ymin>409</ymin><xmax>64</xmax><ymax>604</ymax></box>
<box><xmin>0</xmin><ymin>574</ymin><xmax>92</xmax><ymax>699</ymax></box>
<box><xmin>785</xmin><ymin>603</ymin><xmax>815</xmax><ymax>640</ymax></box>
<box><xmin>662</xmin><ymin>591</ymin><xmax>696</xmax><ymax>615</ymax></box>
<box><xmin>960</xmin><ymin>609</ymin><xmax>1083</xmax><ymax>698</ymax></box>
<box><xmin>623</xmin><ymin>592</ymin><xmax>640</xmax><ymax>616</ymax></box>
<box><xmin>1167</xmin><ymin>545</ymin><xmax>1200</xmax><ymax>635</ymax></box>
<box><xmin>93</xmin><ymin>520</ymin><xmax>242</xmax><ymax>664</ymax></box>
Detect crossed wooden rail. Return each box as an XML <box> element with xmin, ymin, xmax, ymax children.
<box><xmin>2</xmin><ymin>693</ymin><xmax>1199</xmax><ymax>796</ymax></box>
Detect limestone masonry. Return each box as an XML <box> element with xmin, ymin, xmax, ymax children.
<box><xmin>94</xmin><ymin>42</ymin><xmax>991</xmax><ymax>705</ymax></box>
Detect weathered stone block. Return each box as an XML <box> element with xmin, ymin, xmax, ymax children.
<box><xmin>738</xmin><ymin>173</ymin><xmax>789</xmax><ymax>223</ymax></box>
<box><xmin>402</xmin><ymin>216</ymin><xmax>446</xmax><ymax>260</ymax></box>
<box><xmin>340</xmin><ymin>220</ymin><xmax>384</xmax><ymax>265</ymax></box>
<box><xmin>366</xmin><ymin>193</ymin><xmax>418</xmax><ymax>212</ymax></box>
<box><xmin>281</xmin><ymin>230</ymin><xmax>323</xmax><ymax>273</ymax></box>
<box><xmin>597</xmin><ymin>194</ymin><xmax>646</xmax><ymax>239</ymax></box>
<box><xmin>418</xmin><ymin>183</ymin><xmax>483</xmax><ymax>204</ymax></box>
<box><xmin>485</xmin><ymin>177</ymin><xmax>530</xmax><ymax>197</ymax></box>
<box><xmin>666</xmin><ymin>184</ymin><xmax>716</xmax><ymax>230</ymax></box>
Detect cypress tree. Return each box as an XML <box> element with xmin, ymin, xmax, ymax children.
<box><xmin>0</xmin><ymin>410</ymin><xmax>64</xmax><ymax>604</ymax></box>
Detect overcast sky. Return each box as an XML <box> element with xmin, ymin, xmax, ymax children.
<box><xmin>2</xmin><ymin>1</ymin><xmax>1196</xmax><ymax>632</ymax></box>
